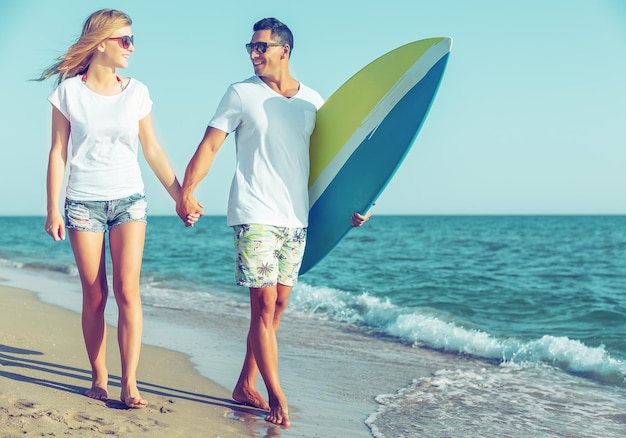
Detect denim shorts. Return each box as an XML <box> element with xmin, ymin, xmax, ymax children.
<box><xmin>233</xmin><ymin>224</ymin><xmax>307</xmax><ymax>288</ymax></box>
<box><xmin>65</xmin><ymin>193</ymin><xmax>148</xmax><ymax>233</ymax></box>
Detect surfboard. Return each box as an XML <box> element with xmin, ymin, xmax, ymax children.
<box><xmin>300</xmin><ymin>37</ymin><xmax>452</xmax><ymax>275</ymax></box>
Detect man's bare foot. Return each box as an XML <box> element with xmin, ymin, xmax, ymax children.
<box><xmin>120</xmin><ymin>388</ymin><xmax>147</xmax><ymax>409</ymax></box>
<box><xmin>232</xmin><ymin>386</ymin><xmax>270</xmax><ymax>411</ymax></box>
<box><xmin>265</xmin><ymin>396</ymin><xmax>290</xmax><ymax>427</ymax></box>
<box><xmin>85</xmin><ymin>386</ymin><xmax>108</xmax><ymax>401</ymax></box>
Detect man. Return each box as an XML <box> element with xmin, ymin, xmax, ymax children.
<box><xmin>176</xmin><ymin>18</ymin><xmax>369</xmax><ymax>427</ymax></box>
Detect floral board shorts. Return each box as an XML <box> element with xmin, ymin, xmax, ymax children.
<box><xmin>233</xmin><ymin>224</ymin><xmax>307</xmax><ymax>288</ymax></box>
<box><xmin>65</xmin><ymin>193</ymin><xmax>148</xmax><ymax>232</ymax></box>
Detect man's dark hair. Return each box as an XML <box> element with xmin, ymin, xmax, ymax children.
<box><xmin>253</xmin><ymin>17</ymin><xmax>294</xmax><ymax>57</ymax></box>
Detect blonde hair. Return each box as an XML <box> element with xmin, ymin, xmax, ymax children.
<box><xmin>35</xmin><ymin>9</ymin><xmax>132</xmax><ymax>85</ymax></box>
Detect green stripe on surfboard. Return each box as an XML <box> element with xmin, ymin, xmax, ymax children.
<box><xmin>309</xmin><ymin>37</ymin><xmax>447</xmax><ymax>185</ymax></box>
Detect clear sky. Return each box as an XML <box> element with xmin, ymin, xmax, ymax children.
<box><xmin>1</xmin><ymin>0</ymin><xmax>625</xmax><ymax>216</ymax></box>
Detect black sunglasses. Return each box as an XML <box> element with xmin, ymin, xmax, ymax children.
<box><xmin>245</xmin><ymin>41</ymin><xmax>283</xmax><ymax>54</ymax></box>
<box><xmin>108</xmin><ymin>35</ymin><xmax>134</xmax><ymax>49</ymax></box>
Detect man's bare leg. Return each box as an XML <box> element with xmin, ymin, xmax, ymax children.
<box><xmin>233</xmin><ymin>284</ymin><xmax>291</xmax><ymax>412</ymax></box>
<box><xmin>247</xmin><ymin>285</ymin><xmax>291</xmax><ymax>426</ymax></box>
<box><xmin>232</xmin><ymin>335</ymin><xmax>270</xmax><ymax>410</ymax></box>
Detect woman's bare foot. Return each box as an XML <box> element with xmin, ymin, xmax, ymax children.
<box><xmin>265</xmin><ymin>395</ymin><xmax>290</xmax><ymax>427</ymax></box>
<box><xmin>120</xmin><ymin>386</ymin><xmax>147</xmax><ymax>409</ymax></box>
<box><xmin>85</xmin><ymin>385</ymin><xmax>108</xmax><ymax>401</ymax></box>
<box><xmin>232</xmin><ymin>385</ymin><xmax>270</xmax><ymax>411</ymax></box>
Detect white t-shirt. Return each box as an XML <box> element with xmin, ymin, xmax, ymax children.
<box><xmin>48</xmin><ymin>76</ymin><xmax>152</xmax><ymax>201</ymax></box>
<box><xmin>209</xmin><ymin>76</ymin><xmax>324</xmax><ymax>228</ymax></box>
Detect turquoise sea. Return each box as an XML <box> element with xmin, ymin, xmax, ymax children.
<box><xmin>1</xmin><ymin>215</ymin><xmax>625</xmax><ymax>437</ymax></box>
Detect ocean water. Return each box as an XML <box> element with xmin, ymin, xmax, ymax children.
<box><xmin>1</xmin><ymin>215</ymin><xmax>625</xmax><ymax>437</ymax></box>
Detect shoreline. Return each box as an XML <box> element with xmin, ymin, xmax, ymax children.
<box><xmin>0</xmin><ymin>284</ymin><xmax>272</xmax><ymax>437</ymax></box>
<box><xmin>0</xmin><ymin>264</ymin><xmax>396</xmax><ymax>438</ymax></box>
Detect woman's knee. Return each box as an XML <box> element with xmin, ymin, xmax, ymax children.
<box><xmin>112</xmin><ymin>281</ymin><xmax>141</xmax><ymax>308</ymax></box>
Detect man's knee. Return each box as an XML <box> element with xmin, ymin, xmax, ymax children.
<box><xmin>275</xmin><ymin>297</ymin><xmax>289</xmax><ymax>313</ymax></box>
<box><xmin>251</xmin><ymin>288</ymin><xmax>278</xmax><ymax>313</ymax></box>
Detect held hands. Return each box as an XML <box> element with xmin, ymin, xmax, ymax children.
<box><xmin>186</xmin><ymin>212</ymin><xmax>201</xmax><ymax>227</ymax></box>
<box><xmin>176</xmin><ymin>195</ymin><xmax>204</xmax><ymax>227</ymax></box>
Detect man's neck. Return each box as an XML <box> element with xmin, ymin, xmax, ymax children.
<box><xmin>259</xmin><ymin>73</ymin><xmax>300</xmax><ymax>98</ymax></box>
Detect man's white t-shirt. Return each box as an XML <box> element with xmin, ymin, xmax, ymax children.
<box><xmin>209</xmin><ymin>76</ymin><xmax>324</xmax><ymax>228</ymax></box>
<box><xmin>48</xmin><ymin>76</ymin><xmax>152</xmax><ymax>201</ymax></box>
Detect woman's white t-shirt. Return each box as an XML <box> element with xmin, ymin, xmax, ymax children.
<box><xmin>209</xmin><ymin>76</ymin><xmax>324</xmax><ymax>228</ymax></box>
<box><xmin>48</xmin><ymin>76</ymin><xmax>152</xmax><ymax>201</ymax></box>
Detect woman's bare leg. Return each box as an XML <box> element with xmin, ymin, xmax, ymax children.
<box><xmin>68</xmin><ymin>229</ymin><xmax>109</xmax><ymax>400</ymax></box>
<box><xmin>109</xmin><ymin>221</ymin><xmax>147</xmax><ymax>408</ymax></box>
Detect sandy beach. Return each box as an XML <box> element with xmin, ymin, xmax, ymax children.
<box><xmin>0</xmin><ymin>284</ymin><xmax>271</xmax><ymax>437</ymax></box>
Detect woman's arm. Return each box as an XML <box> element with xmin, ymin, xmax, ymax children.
<box><xmin>45</xmin><ymin>106</ymin><xmax>70</xmax><ymax>241</ymax></box>
<box><xmin>138</xmin><ymin>112</ymin><xmax>181</xmax><ymax>202</ymax></box>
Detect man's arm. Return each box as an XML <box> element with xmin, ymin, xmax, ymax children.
<box><xmin>176</xmin><ymin>126</ymin><xmax>228</xmax><ymax>223</ymax></box>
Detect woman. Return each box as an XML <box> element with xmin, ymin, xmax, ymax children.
<box><xmin>37</xmin><ymin>9</ymin><xmax>195</xmax><ymax>408</ymax></box>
